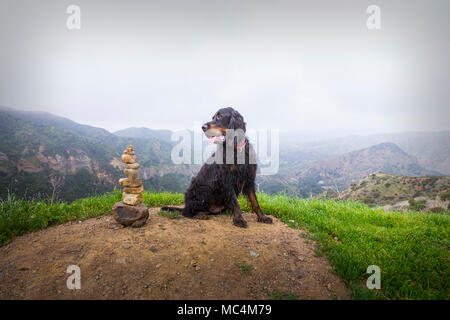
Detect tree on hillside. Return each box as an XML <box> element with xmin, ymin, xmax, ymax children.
<box><xmin>49</xmin><ymin>173</ymin><xmax>65</xmax><ymax>202</ymax></box>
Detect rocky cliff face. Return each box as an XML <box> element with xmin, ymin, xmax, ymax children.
<box><xmin>0</xmin><ymin>107</ymin><xmax>192</xmax><ymax>201</ymax></box>
<box><xmin>297</xmin><ymin>143</ymin><xmax>432</xmax><ymax>188</ymax></box>
<box><xmin>258</xmin><ymin>142</ymin><xmax>436</xmax><ymax>197</ymax></box>
<box><xmin>336</xmin><ymin>172</ymin><xmax>450</xmax><ymax>212</ymax></box>
<box><xmin>1</xmin><ymin>106</ymin><xmax>447</xmax><ymax>202</ymax></box>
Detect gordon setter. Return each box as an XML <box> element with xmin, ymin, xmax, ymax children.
<box><xmin>162</xmin><ymin>107</ymin><xmax>273</xmax><ymax>228</ymax></box>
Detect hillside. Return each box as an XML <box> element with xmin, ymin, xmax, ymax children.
<box><xmin>1</xmin><ymin>106</ymin><xmax>448</xmax><ymax>201</ymax></box>
<box><xmin>292</xmin><ymin>131</ymin><xmax>450</xmax><ymax>175</ymax></box>
<box><xmin>258</xmin><ymin>143</ymin><xmax>434</xmax><ymax>197</ymax></box>
<box><xmin>299</xmin><ymin>142</ymin><xmax>434</xmax><ymax>187</ymax></box>
<box><xmin>336</xmin><ymin>172</ymin><xmax>450</xmax><ymax>212</ymax></box>
<box><xmin>114</xmin><ymin>127</ymin><xmax>173</xmax><ymax>143</ymax></box>
<box><xmin>0</xmin><ymin>191</ymin><xmax>448</xmax><ymax>299</ymax></box>
<box><xmin>0</xmin><ymin>106</ymin><xmax>112</xmax><ymax>139</ymax></box>
<box><xmin>0</xmin><ymin>208</ymin><xmax>350</xmax><ymax>300</ymax></box>
<box><xmin>0</xmin><ymin>107</ymin><xmax>193</xmax><ymax>201</ymax></box>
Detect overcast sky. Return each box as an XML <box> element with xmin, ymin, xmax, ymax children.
<box><xmin>0</xmin><ymin>0</ymin><xmax>449</xmax><ymax>136</ymax></box>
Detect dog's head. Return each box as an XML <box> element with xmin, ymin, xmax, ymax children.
<box><xmin>202</xmin><ymin>107</ymin><xmax>246</xmax><ymax>145</ymax></box>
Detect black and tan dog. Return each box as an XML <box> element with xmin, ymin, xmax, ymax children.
<box><xmin>162</xmin><ymin>107</ymin><xmax>273</xmax><ymax>227</ymax></box>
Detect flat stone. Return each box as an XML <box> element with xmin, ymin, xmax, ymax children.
<box><xmin>119</xmin><ymin>178</ymin><xmax>142</xmax><ymax>188</ymax></box>
<box><xmin>125</xmin><ymin>163</ymin><xmax>141</xmax><ymax>170</ymax></box>
<box><xmin>123</xmin><ymin>186</ymin><xmax>144</xmax><ymax>194</ymax></box>
<box><xmin>123</xmin><ymin>168</ymin><xmax>139</xmax><ymax>180</ymax></box>
<box><xmin>121</xmin><ymin>154</ymin><xmax>136</xmax><ymax>164</ymax></box>
<box><xmin>124</xmin><ymin>145</ymin><xmax>134</xmax><ymax>154</ymax></box>
<box><xmin>123</xmin><ymin>243</ymin><xmax>132</xmax><ymax>249</ymax></box>
<box><xmin>250</xmin><ymin>250</ymin><xmax>259</xmax><ymax>258</ymax></box>
<box><xmin>122</xmin><ymin>192</ymin><xmax>143</xmax><ymax>205</ymax></box>
<box><xmin>295</xmin><ymin>267</ymin><xmax>304</xmax><ymax>279</ymax></box>
<box><xmin>112</xmin><ymin>202</ymin><xmax>149</xmax><ymax>227</ymax></box>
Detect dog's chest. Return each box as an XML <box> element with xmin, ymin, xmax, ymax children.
<box><xmin>229</xmin><ymin>164</ymin><xmax>249</xmax><ymax>191</ymax></box>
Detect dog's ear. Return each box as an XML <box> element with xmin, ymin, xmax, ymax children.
<box><xmin>228</xmin><ymin>109</ymin><xmax>246</xmax><ymax>132</ymax></box>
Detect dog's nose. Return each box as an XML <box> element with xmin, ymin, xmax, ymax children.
<box><xmin>202</xmin><ymin>124</ymin><xmax>208</xmax><ymax>132</ymax></box>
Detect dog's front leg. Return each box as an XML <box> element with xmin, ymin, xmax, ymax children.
<box><xmin>247</xmin><ymin>190</ymin><xmax>273</xmax><ymax>224</ymax></box>
<box><xmin>230</xmin><ymin>193</ymin><xmax>247</xmax><ymax>228</ymax></box>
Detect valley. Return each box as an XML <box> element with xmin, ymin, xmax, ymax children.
<box><xmin>0</xmin><ymin>106</ymin><xmax>449</xmax><ymax>209</ymax></box>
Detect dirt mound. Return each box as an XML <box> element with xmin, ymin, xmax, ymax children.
<box><xmin>0</xmin><ymin>209</ymin><xmax>351</xmax><ymax>299</ymax></box>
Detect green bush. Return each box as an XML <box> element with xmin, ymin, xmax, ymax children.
<box><xmin>408</xmin><ymin>199</ymin><xmax>427</xmax><ymax>211</ymax></box>
<box><xmin>440</xmin><ymin>190</ymin><xmax>450</xmax><ymax>202</ymax></box>
<box><xmin>429</xmin><ymin>207</ymin><xmax>444</xmax><ymax>213</ymax></box>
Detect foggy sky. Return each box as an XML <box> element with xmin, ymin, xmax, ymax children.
<box><xmin>0</xmin><ymin>0</ymin><xmax>449</xmax><ymax>136</ymax></box>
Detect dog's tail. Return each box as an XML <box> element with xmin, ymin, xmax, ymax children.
<box><xmin>160</xmin><ymin>206</ymin><xmax>183</xmax><ymax>212</ymax></box>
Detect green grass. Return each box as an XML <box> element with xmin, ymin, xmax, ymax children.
<box><xmin>0</xmin><ymin>190</ymin><xmax>184</xmax><ymax>246</ymax></box>
<box><xmin>158</xmin><ymin>209</ymin><xmax>181</xmax><ymax>219</ymax></box>
<box><xmin>267</xmin><ymin>289</ymin><xmax>297</xmax><ymax>300</ymax></box>
<box><xmin>0</xmin><ymin>191</ymin><xmax>448</xmax><ymax>300</ymax></box>
<box><xmin>235</xmin><ymin>262</ymin><xmax>252</xmax><ymax>275</ymax></box>
<box><xmin>238</xmin><ymin>193</ymin><xmax>450</xmax><ymax>300</ymax></box>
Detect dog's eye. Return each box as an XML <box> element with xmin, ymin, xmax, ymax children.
<box><xmin>216</xmin><ymin>115</ymin><xmax>222</xmax><ymax>120</ymax></box>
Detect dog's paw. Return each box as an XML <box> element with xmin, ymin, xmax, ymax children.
<box><xmin>233</xmin><ymin>217</ymin><xmax>248</xmax><ymax>228</ymax></box>
<box><xmin>257</xmin><ymin>215</ymin><xmax>273</xmax><ymax>224</ymax></box>
<box><xmin>193</xmin><ymin>212</ymin><xmax>209</xmax><ymax>220</ymax></box>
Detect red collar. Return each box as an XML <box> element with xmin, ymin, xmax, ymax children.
<box><xmin>235</xmin><ymin>139</ymin><xmax>247</xmax><ymax>150</ymax></box>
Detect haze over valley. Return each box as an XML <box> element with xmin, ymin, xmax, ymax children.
<box><xmin>1</xmin><ymin>106</ymin><xmax>448</xmax><ymax>210</ymax></box>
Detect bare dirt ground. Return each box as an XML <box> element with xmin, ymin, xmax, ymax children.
<box><xmin>0</xmin><ymin>208</ymin><xmax>351</xmax><ymax>300</ymax></box>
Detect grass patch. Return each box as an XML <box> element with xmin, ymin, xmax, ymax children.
<box><xmin>0</xmin><ymin>190</ymin><xmax>184</xmax><ymax>246</ymax></box>
<box><xmin>158</xmin><ymin>209</ymin><xmax>181</xmax><ymax>219</ymax></box>
<box><xmin>235</xmin><ymin>262</ymin><xmax>252</xmax><ymax>275</ymax></box>
<box><xmin>267</xmin><ymin>289</ymin><xmax>297</xmax><ymax>300</ymax></box>
<box><xmin>142</xmin><ymin>191</ymin><xmax>184</xmax><ymax>207</ymax></box>
<box><xmin>238</xmin><ymin>193</ymin><xmax>450</xmax><ymax>300</ymax></box>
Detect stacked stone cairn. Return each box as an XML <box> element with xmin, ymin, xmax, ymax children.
<box><xmin>112</xmin><ymin>145</ymin><xmax>149</xmax><ymax>227</ymax></box>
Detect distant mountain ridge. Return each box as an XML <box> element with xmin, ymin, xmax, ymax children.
<box><xmin>0</xmin><ymin>107</ymin><xmax>193</xmax><ymax>201</ymax></box>
<box><xmin>299</xmin><ymin>142</ymin><xmax>435</xmax><ymax>185</ymax></box>
<box><xmin>0</xmin><ymin>106</ymin><xmax>112</xmax><ymax>139</ymax></box>
<box><xmin>114</xmin><ymin>127</ymin><xmax>173</xmax><ymax>142</ymax></box>
<box><xmin>0</xmin><ymin>106</ymin><xmax>448</xmax><ymax>201</ymax></box>
<box><xmin>258</xmin><ymin>142</ymin><xmax>436</xmax><ymax>197</ymax></box>
<box><xmin>293</xmin><ymin>131</ymin><xmax>450</xmax><ymax>175</ymax></box>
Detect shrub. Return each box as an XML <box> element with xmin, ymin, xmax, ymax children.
<box><xmin>362</xmin><ymin>198</ymin><xmax>374</xmax><ymax>206</ymax></box>
<box><xmin>408</xmin><ymin>199</ymin><xmax>426</xmax><ymax>211</ymax></box>
<box><xmin>440</xmin><ymin>190</ymin><xmax>450</xmax><ymax>202</ymax></box>
<box><xmin>413</xmin><ymin>191</ymin><xmax>423</xmax><ymax>197</ymax></box>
